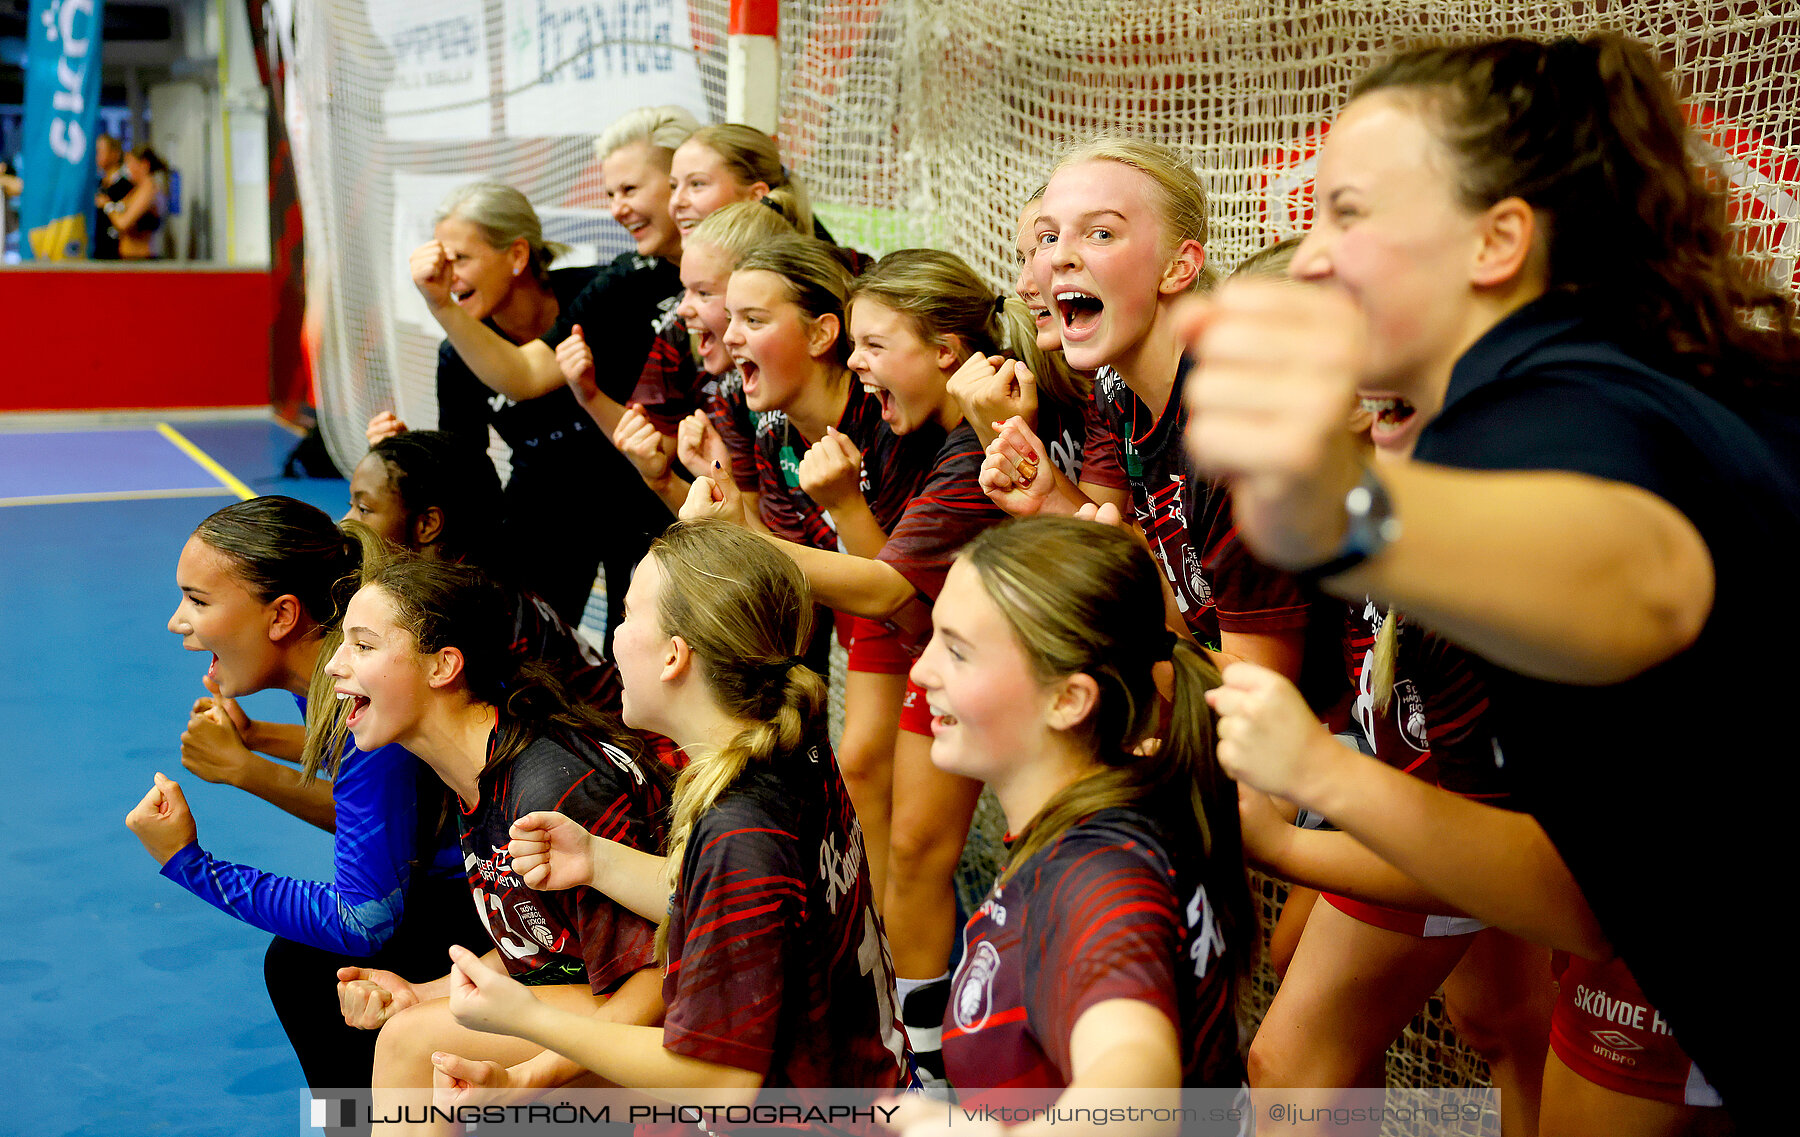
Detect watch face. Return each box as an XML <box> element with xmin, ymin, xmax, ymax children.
<box><xmin>1344</xmin><ymin>466</ymin><xmax>1397</xmax><ymax>556</ymax></box>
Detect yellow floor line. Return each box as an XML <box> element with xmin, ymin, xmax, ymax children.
<box><xmin>156</xmin><ymin>423</ymin><xmax>255</xmax><ymax>501</ymax></box>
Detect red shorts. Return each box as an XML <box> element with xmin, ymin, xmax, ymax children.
<box><xmin>1322</xmin><ymin>892</ymin><xmax>1485</xmax><ymax>938</ymax></box>
<box><xmin>845</xmin><ymin>615</ymin><xmax>912</xmax><ymax>675</ymax></box>
<box><xmin>899</xmin><ymin>679</ymin><xmax>934</xmax><ymax>737</ymax></box>
<box><xmin>1550</xmin><ymin>954</ymin><xmax>1722</xmax><ymax>1107</ymax></box>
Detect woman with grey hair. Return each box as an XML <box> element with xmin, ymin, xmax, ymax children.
<box><xmin>373</xmin><ymin>180</ymin><xmax>633</xmax><ymax>632</ymax></box>
<box><xmin>401</xmin><ymin>106</ymin><xmax>702</xmax><ymax>645</ymax></box>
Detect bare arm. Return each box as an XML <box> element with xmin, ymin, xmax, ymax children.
<box><xmin>556</xmin><ymin>325</ymin><xmax>631</xmax><ymax>436</ymax></box>
<box><xmin>447</xmin><ymin>947</ymin><xmax>762</xmax><ymax>1105</ymax></box>
<box><xmin>235</xmin><ymin>758</ymin><xmax>337</xmax><ymax>832</ymax></box>
<box><xmin>472</xmin><ymin>966</ymin><xmax>667</xmax><ymax>1096</ymax></box>
<box><xmin>774</xmin><ymin>538</ymin><xmax>926</xmax><ymax>631</ymax></box>
<box><xmin>435</xmin><ymin>306</ymin><xmax>568</xmax><ymax>402</ymax></box>
<box><xmin>180</xmin><ymin>701</ymin><xmax>335</xmax><ymax>832</ymax></box>
<box><xmin>1216</xmin><ymin>628</ymin><xmax>1304</xmax><ymax>682</ymax></box>
<box><xmin>1208</xmin><ymin>662</ymin><xmax>1610</xmax><ymax>957</ymax></box>
<box><xmin>1180</xmin><ymin>282</ymin><xmax>1713</xmax><ymax>686</ymax></box>
<box><xmin>1322</xmin><ymin>465</ymin><xmax>1713</xmax><ymax>684</ymax></box>
<box><xmin>110</xmin><ymin>179</ymin><xmax>158</xmax><ymax>231</ymax></box>
<box><xmin>678</xmin><ymin>475</ymin><xmax>927</xmax><ymax>631</ymax></box>
<box><xmin>410</xmin><ymin>239</ymin><xmax>566</xmax><ymax>401</ymax></box>
<box><xmin>821</xmin><ymin>497</ymin><xmax>891</xmax><ymax>560</ymax></box>
<box><xmin>797</xmin><ymin>427</ymin><xmax>891</xmax><ymax>559</ymax></box>
<box><xmin>1237</xmin><ymin>786</ymin><xmax>1467</xmax><ymax>915</ymax></box>
<box><xmin>509</xmin><ymin>811</ymin><xmax>672</xmax><ymax>923</ymax></box>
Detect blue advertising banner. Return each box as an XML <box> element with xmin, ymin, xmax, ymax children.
<box><xmin>19</xmin><ymin>0</ymin><xmax>105</xmax><ymax>259</ymax></box>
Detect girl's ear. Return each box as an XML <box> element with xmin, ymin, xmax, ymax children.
<box><xmin>1046</xmin><ymin>672</ymin><xmax>1101</xmax><ymax>733</ymax></box>
<box><xmin>266</xmin><ymin>594</ymin><xmax>304</xmax><ymax>643</ymax></box>
<box><xmin>662</xmin><ymin>634</ymin><xmax>692</xmax><ymax>683</ymax></box>
<box><xmin>748</xmin><ymin>180</ymin><xmax>772</xmax><ymax>200</ymax></box>
<box><xmin>934</xmin><ymin>333</ymin><xmax>965</xmax><ymax>373</ymax></box>
<box><xmin>427</xmin><ymin>645</ymin><xmax>467</xmax><ymax>689</ymax></box>
<box><xmin>411</xmin><ymin>506</ymin><xmax>446</xmax><ymax>550</ymax></box>
<box><xmin>1471</xmin><ymin>196</ymin><xmax>1538</xmax><ymax>289</ymax></box>
<box><xmin>509</xmin><ymin>238</ymin><xmax>531</xmax><ymax>278</ymax></box>
<box><xmin>1159</xmin><ymin>238</ymin><xmax>1206</xmax><ymax>295</ymax></box>
<box><xmin>807</xmin><ymin>311</ymin><xmax>842</xmax><ymax>360</ymax></box>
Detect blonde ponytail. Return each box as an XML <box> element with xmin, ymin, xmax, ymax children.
<box><xmin>645</xmin><ymin>521</ymin><xmax>826</xmax><ymax>958</ymax></box>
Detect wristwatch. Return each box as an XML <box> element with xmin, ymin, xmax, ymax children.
<box><xmin>1297</xmin><ymin>464</ymin><xmax>1400</xmax><ymax>582</ymax></box>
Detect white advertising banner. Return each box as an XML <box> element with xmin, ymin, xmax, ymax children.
<box><xmin>502</xmin><ymin>0</ymin><xmax>705</xmax><ymax>136</ymax></box>
<box><xmin>370</xmin><ymin>1</ymin><xmax>489</xmax><ymax>141</ymax></box>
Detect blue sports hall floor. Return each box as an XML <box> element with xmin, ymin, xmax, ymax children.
<box><xmin>0</xmin><ymin>412</ymin><xmax>353</xmax><ymax>1135</ymax></box>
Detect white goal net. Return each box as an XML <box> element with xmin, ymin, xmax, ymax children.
<box><xmin>279</xmin><ymin>2</ymin><xmax>1797</xmax><ymax>1119</ymax></box>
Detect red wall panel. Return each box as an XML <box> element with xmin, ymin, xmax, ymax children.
<box><xmin>1</xmin><ymin>267</ymin><xmax>271</xmax><ymax>411</ymax></box>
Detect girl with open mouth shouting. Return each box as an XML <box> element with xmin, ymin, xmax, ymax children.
<box><xmin>323</xmin><ymin>545</ymin><xmax>669</xmax><ymax>1123</ymax></box>
<box><xmin>684</xmin><ymin>246</ymin><xmax>1027</xmax><ymax>1087</ymax></box>
<box><xmin>438</xmin><ymin>521</ymin><xmax>906</xmax><ymax>1119</ymax></box>
<box><xmin>130</xmin><ymin>497</ymin><xmax>487</xmax><ymax>1092</ymax></box>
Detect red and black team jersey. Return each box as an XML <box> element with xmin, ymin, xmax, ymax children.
<box><xmin>626</xmin><ymin>304</ymin><xmax>705</xmax><ymax>436</ymax></box>
<box><xmin>1093</xmin><ymin>365</ymin><xmax>1310</xmax><ymax>650</ymax></box>
<box><xmin>1341</xmin><ymin>599</ymin><xmax>1509</xmax><ymax>803</ymax></box>
<box><xmin>755</xmin><ymin>387</ymin><xmax>937</xmax><ymax>550</ymax></box>
<box><xmin>1035</xmin><ymin>393</ymin><xmax>1128</xmax><ymax>493</ymax></box>
<box><xmin>662</xmin><ymin>734</ymin><xmax>906</xmax><ymax>1104</ymax></box>
<box><xmin>876</xmin><ymin>420</ymin><xmax>1008</xmax><ymax>627</ymax></box>
<box><xmin>944</xmin><ymin>808</ymin><xmax>1244</xmax><ymax>1093</ymax></box>
<box><xmin>459</xmin><ymin>728</ymin><xmax>666</xmax><ymax>992</ymax></box>
<box><xmin>506</xmin><ymin>587</ymin><xmax>618</xmax><ymax>710</ymax></box>
<box><xmin>701</xmin><ymin>369</ymin><xmax>761</xmax><ymax>491</ymax></box>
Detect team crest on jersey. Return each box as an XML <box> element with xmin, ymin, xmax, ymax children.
<box><xmin>953</xmin><ymin>940</ymin><xmax>1001</xmax><ymax>1032</ymax></box>
<box><xmin>530</xmin><ymin>920</ymin><xmax>556</xmax><ymax>948</ymax></box>
<box><xmin>1393</xmin><ymin>680</ymin><xmax>1428</xmax><ymax>752</ymax></box>
<box><xmin>1182</xmin><ymin>545</ymin><xmax>1213</xmax><ymax>607</ymax></box>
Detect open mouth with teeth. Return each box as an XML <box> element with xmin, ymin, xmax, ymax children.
<box><xmin>1360</xmin><ymin>395</ymin><xmax>1417</xmax><ymax>442</ymax></box>
<box><xmin>1027</xmin><ymin>302</ymin><xmax>1052</xmax><ymax>330</ymax></box>
<box><xmin>862</xmin><ymin>381</ymin><xmax>898</xmax><ymax>423</ymax></box>
<box><xmin>1055</xmin><ymin>290</ymin><xmax>1104</xmax><ymax>337</ymax></box>
<box><xmin>690</xmin><ymin>325</ymin><xmax>720</xmax><ymax>362</ymax></box>
<box><xmin>929</xmin><ymin>704</ymin><xmax>958</xmax><ymax>731</ymax></box>
<box><xmin>335</xmin><ymin>689</ymin><xmax>371</xmax><ymax>730</ymax></box>
<box><xmin>736</xmin><ymin>357</ymin><xmax>761</xmax><ymax>393</ymax></box>
<box><xmin>451</xmin><ymin>288</ymin><xmax>476</xmax><ymax>305</ymax></box>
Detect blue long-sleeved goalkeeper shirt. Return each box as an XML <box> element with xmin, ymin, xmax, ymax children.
<box><xmin>158</xmin><ymin>695</ymin><xmax>426</xmax><ymax>956</ymax></box>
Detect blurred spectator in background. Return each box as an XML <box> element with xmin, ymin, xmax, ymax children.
<box><xmin>93</xmin><ymin>134</ymin><xmax>130</xmax><ymax>260</ymax></box>
<box><xmin>111</xmin><ymin>145</ymin><xmax>170</xmax><ymax>261</ymax></box>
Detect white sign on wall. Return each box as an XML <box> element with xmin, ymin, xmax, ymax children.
<box><xmin>390</xmin><ymin>170</ymin><xmax>478</xmax><ymax>334</ymax></box>
<box><xmin>370</xmin><ymin>1</ymin><xmax>490</xmax><ymax>141</ymax></box>
<box><xmin>502</xmin><ymin>0</ymin><xmax>704</xmax><ymax>136</ymax></box>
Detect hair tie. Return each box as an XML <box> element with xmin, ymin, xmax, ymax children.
<box><xmin>761</xmin><ymin>195</ymin><xmax>782</xmax><ymax>215</ymax></box>
<box><xmin>757</xmin><ymin>655</ymin><xmax>804</xmax><ymax>682</ymax></box>
<box><xmin>992</xmin><ymin>293</ymin><xmax>1008</xmax><ymax>318</ymax></box>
